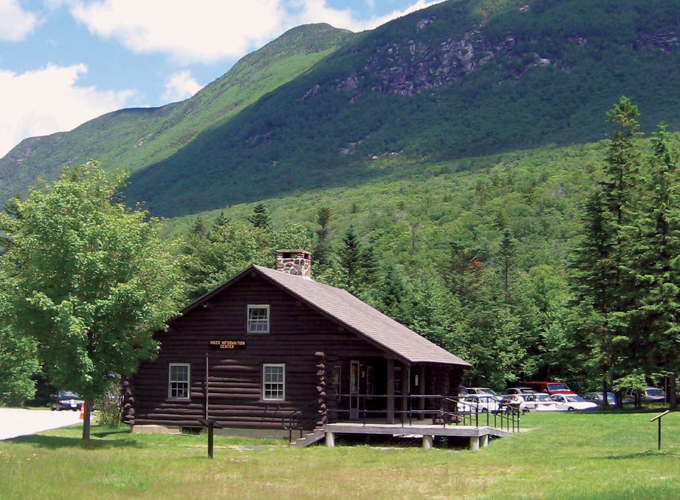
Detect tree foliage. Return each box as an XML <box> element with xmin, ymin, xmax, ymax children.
<box><xmin>0</xmin><ymin>163</ymin><xmax>181</xmax><ymax>437</ymax></box>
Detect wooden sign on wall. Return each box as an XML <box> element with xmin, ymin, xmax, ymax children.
<box><xmin>209</xmin><ymin>340</ymin><xmax>246</xmax><ymax>350</ymax></box>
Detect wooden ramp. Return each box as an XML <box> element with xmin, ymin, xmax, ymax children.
<box><xmin>322</xmin><ymin>422</ymin><xmax>516</xmax><ymax>451</ymax></box>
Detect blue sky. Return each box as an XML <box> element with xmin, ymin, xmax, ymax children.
<box><xmin>0</xmin><ymin>0</ymin><xmax>443</xmax><ymax>157</ymax></box>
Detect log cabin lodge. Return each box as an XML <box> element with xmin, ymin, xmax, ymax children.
<box><xmin>125</xmin><ymin>250</ymin><xmax>471</xmax><ymax>438</ymax></box>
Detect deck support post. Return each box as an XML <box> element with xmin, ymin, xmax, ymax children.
<box><xmin>401</xmin><ymin>365</ymin><xmax>409</xmax><ymax>424</ymax></box>
<box><xmin>469</xmin><ymin>437</ymin><xmax>480</xmax><ymax>452</ymax></box>
<box><xmin>325</xmin><ymin>432</ymin><xmax>335</xmax><ymax>448</ymax></box>
<box><xmin>418</xmin><ymin>365</ymin><xmax>426</xmax><ymax>420</ymax></box>
<box><xmin>422</xmin><ymin>435</ymin><xmax>434</xmax><ymax>450</ymax></box>
<box><xmin>386</xmin><ymin>358</ymin><xmax>395</xmax><ymax>424</ymax></box>
<box><xmin>480</xmin><ymin>434</ymin><xmax>489</xmax><ymax>448</ymax></box>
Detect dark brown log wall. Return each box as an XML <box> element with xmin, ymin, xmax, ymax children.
<box><xmin>131</xmin><ymin>272</ymin><xmax>386</xmax><ymax>429</ymax></box>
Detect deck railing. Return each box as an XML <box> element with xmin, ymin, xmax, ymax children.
<box><xmin>320</xmin><ymin>393</ymin><xmax>521</xmax><ymax>432</ymax></box>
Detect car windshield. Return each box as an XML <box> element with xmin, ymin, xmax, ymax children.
<box><xmin>475</xmin><ymin>388</ymin><xmax>497</xmax><ymax>395</ymax></box>
<box><xmin>60</xmin><ymin>391</ymin><xmax>79</xmax><ymax>398</ymax></box>
<box><xmin>519</xmin><ymin>388</ymin><xmax>535</xmax><ymax>393</ymax></box>
<box><xmin>647</xmin><ymin>389</ymin><xmax>665</xmax><ymax>397</ymax></box>
<box><xmin>536</xmin><ymin>394</ymin><xmax>553</xmax><ymax>402</ymax></box>
<box><xmin>547</xmin><ymin>383</ymin><xmax>570</xmax><ymax>392</ymax></box>
<box><xmin>566</xmin><ymin>395</ymin><xmax>585</xmax><ymax>402</ymax></box>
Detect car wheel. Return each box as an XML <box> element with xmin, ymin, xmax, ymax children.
<box><xmin>481</xmin><ymin>408</ymin><xmax>488</xmax><ymax>413</ymax></box>
<box><xmin>567</xmin><ymin>407</ymin><xmax>574</xmax><ymax>411</ymax></box>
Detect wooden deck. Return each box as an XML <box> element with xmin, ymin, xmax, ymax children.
<box><xmin>322</xmin><ymin>421</ymin><xmax>517</xmax><ymax>450</ymax></box>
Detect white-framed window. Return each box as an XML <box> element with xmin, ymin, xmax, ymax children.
<box><xmin>247</xmin><ymin>305</ymin><xmax>270</xmax><ymax>333</ymax></box>
<box><xmin>168</xmin><ymin>363</ymin><xmax>190</xmax><ymax>399</ymax></box>
<box><xmin>262</xmin><ymin>364</ymin><xmax>285</xmax><ymax>401</ymax></box>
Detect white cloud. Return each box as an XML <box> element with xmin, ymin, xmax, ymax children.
<box><xmin>0</xmin><ymin>0</ymin><xmax>40</xmax><ymax>41</ymax></box>
<box><xmin>162</xmin><ymin>70</ymin><xmax>203</xmax><ymax>102</ymax></box>
<box><xmin>70</xmin><ymin>0</ymin><xmax>286</xmax><ymax>64</ymax></box>
<box><xmin>346</xmin><ymin>0</ymin><xmax>446</xmax><ymax>31</ymax></box>
<box><xmin>66</xmin><ymin>0</ymin><xmax>443</xmax><ymax>65</ymax></box>
<box><xmin>0</xmin><ymin>64</ymin><xmax>135</xmax><ymax>157</ymax></box>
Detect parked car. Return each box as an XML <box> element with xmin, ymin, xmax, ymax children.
<box><xmin>50</xmin><ymin>391</ymin><xmax>84</xmax><ymax>411</ymax></box>
<box><xmin>459</xmin><ymin>394</ymin><xmax>501</xmax><ymax>413</ymax></box>
<box><xmin>583</xmin><ymin>392</ymin><xmax>617</xmax><ymax>407</ymax></box>
<box><xmin>624</xmin><ymin>387</ymin><xmax>666</xmax><ymax>404</ymax></box>
<box><xmin>523</xmin><ymin>393</ymin><xmax>559</xmax><ymax>411</ymax></box>
<box><xmin>522</xmin><ymin>381</ymin><xmax>574</xmax><ymax>395</ymax></box>
<box><xmin>467</xmin><ymin>388</ymin><xmax>501</xmax><ymax>406</ymax></box>
<box><xmin>550</xmin><ymin>393</ymin><xmax>598</xmax><ymax>411</ymax></box>
<box><xmin>467</xmin><ymin>387</ymin><xmax>499</xmax><ymax>396</ymax></box>
<box><xmin>503</xmin><ymin>387</ymin><xmax>536</xmax><ymax>396</ymax></box>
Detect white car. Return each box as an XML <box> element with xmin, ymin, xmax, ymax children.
<box><xmin>459</xmin><ymin>394</ymin><xmax>501</xmax><ymax>413</ymax></box>
<box><xmin>550</xmin><ymin>394</ymin><xmax>598</xmax><ymax>411</ymax></box>
<box><xmin>523</xmin><ymin>393</ymin><xmax>559</xmax><ymax>411</ymax></box>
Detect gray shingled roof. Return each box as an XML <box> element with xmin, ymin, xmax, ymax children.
<box><xmin>254</xmin><ymin>265</ymin><xmax>470</xmax><ymax>367</ymax></box>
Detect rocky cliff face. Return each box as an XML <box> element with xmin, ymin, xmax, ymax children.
<box><xmin>325</xmin><ymin>13</ymin><xmax>678</xmax><ymax>98</ymax></box>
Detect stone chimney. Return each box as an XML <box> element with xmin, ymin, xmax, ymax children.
<box><xmin>276</xmin><ymin>250</ymin><xmax>312</xmax><ymax>278</ymax></box>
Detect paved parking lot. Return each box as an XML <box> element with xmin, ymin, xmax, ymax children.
<box><xmin>0</xmin><ymin>408</ymin><xmax>82</xmax><ymax>440</ymax></box>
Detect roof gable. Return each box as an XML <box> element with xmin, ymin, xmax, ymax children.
<box><xmin>176</xmin><ymin>265</ymin><xmax>470</xmax><ymax>368</ymax></box>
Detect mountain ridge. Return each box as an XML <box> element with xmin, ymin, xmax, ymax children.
<box><xmin>3</xmin><ymin>0</ymin><xmax>680</xmax><ymax>218</ymax></box>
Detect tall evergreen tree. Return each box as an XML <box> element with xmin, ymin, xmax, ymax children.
<box><xmin>248</xmin><ymin>203</ymin><xmax>272</xmax><ymax>231</ymax></box>
<box><xmin>630</xmin><ymin>124</ymin><xmax>680</xmax><ymax>408</ymax></box>
<box><xmin>570</xmin><ymin>188</ymin><xmax>618</xmax><ymax>406</ymax></box>
<box><xmin>498</xmin><ymin>228</ymin><xmax>517</xmax><ymax>304</ymax></box>
<box><xmin>312</xmin><ymin>206</ymin><xmax>333</xmax><ymax>271</ymax></box>
<box><xmin>338</xmin><ymin>225</ymin><xmax>363</xmax><ymax>293</ymax></box>
<box><xmin>570</xmin><ymin>97</ymin><xmax>643</xmax><ymax>406</ymax></box>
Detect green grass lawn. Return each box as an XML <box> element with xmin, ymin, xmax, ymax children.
<box><xmin>1</xmin><ymin>410</ymin><xmax>678</xmax><ymax>500</ymax></box>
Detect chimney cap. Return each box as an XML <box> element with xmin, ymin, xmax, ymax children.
<box><xmin>277</xmin><ymin>249</ymin><xmax>311</xmax><ymax>257</ymax></box>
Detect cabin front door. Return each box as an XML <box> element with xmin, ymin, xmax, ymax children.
<box><xmin>349</xmin><ymin>360</ymin><xmax>360</xmax><ymax>420</ymax></box>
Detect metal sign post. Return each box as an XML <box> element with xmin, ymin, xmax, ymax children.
<box><xmin>649</xmin><ymin>410</ymin><xmax>670</xmax><ymax>451</ymax></box>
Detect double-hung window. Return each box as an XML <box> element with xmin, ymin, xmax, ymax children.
<box><xmin>168</xmin><ymin>363</ymin><xmax>190</xmax><ymax>399</ymax></box>
<box><xmin>248</xmin><ymin>305</ymin><xmax>270</xmax><ymax>333</ymax></box>
<box><xmin>262</xmin><ymin>364</ymin><xmax>285</xmax><ymax>401</ymax></box>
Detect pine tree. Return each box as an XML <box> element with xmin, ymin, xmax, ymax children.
<box><xmin>570</xmin><ymin>188</ymin><xmax>618</xmax><ymax>406</ymax></box>
<box><xmin>191</xmin><ymin>215</ymin><xmax>207</xmax><ymax>239</ymax></box>
<box><xmin>360</xmin><ymin>243</ymin><xmax>380</xmax><ymax>290</ymax></box>
<box><xmin>630</xmin><ymin>124</ymin><xmax>680</xmax><ymax>408</ymax></box>
<box><xmin>338</xmin><ymin>225</ymin><xmax>362</xmax><ymax>294</ymax></box>
<box><xmin>498</xmin><ymin>228</ymin><xmax>517</xmax><ymax>304</ymax></box>
<box><xmin>569</xmin><ymin>97</ymin><xmax>644</xmax><ymax>407</ymax></box>
<box><xmin>248</xmin><ymin>203</ymin><xmax>271</xmax><ymax>231</ymax></box>
<box><xmin>312</xmin><ymin>206</ymin><xmax>333</xmax><ymax>270</ymax></box>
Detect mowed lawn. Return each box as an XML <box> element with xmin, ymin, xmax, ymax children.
<box><xmin>0</xmin><ymin>410</ymin><xmax>678</xmax><ymax>500</ymax></box>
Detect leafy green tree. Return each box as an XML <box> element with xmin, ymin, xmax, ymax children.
<box><xmin>0</xmin><ymin>327</ymin><xmax>40</xmax><ymax>405</ymax></box>
<box><xmin>0</xmin><ymin>163</ymin><xmax>181</xmax><ymax>439</ymax></box>
<box><xmin>0</xmin><ymin>271</ymin><xmax>40</xmax><ymax>405</ymax></box>
<box><xmin>181</xmin><ymin>219</ymin><xmax>262</xmax><ymax>301</ymax></box>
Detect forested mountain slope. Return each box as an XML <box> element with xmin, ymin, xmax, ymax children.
<box><xmin>3</xmin><ymin>0</ymin><xmax>680</xmax><ymax>218</ymax></box>
<box><xmin>0</xmin><ymin>24</ymin><xmax>352</xmax><ymax>205</ymax></box>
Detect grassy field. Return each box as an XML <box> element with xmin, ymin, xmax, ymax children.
<box><xmin>0</xmin><ymin>410</ymin><xmax>678</xmax><ymax>500</ymax></box>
